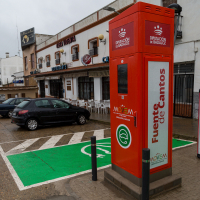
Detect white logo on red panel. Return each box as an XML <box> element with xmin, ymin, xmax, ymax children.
<box><xmin>119</xmin><ymin>28</ymin><xmax>126</xmax><ymax>38</ymax></box>
<box><xmin>150</xmin><ymin>24</ymin><xmax>166</xmax><ymax>46</ymax></box>
<box><xmin>154</xmin><ymin>25</ymin><xmax>163</xmax><ymax>36</ymax></box>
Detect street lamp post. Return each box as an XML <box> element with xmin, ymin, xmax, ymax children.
<box><xmin>103</xmin><ymin>6</ymin><xmax>120</xmax><ymax>15</ymax></box>
<box><xmin>168</xmin><ymin>3</ymin><xmax>182</xmax><ymax>47</ymax></box>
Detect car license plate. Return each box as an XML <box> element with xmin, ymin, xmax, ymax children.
<box><xmin>12</xmin><ymin>112</ymin><xmax>16</xmax><ymax>116</ymax></box>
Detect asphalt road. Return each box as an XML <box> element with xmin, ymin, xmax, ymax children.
<box><xmin>0</xmin><ymin>117</ymin><xmax>112</xmax><ymax>200</ymax></box>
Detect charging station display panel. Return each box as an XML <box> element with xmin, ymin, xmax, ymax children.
<box><xmin>148</xmin><ymin>61</ymin><xmax>169</xmax><ymax>169</ymax></box>
<box><xmin>118</xmin><ymin>64</ymin><xmax>128</xmax><ymax>94</ymax></box>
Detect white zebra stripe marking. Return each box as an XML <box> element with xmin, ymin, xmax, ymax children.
<box><xmin>93</xmin><ymin>129</ymin><xmax>104</xmax><ymax>140</ymax></box>
<box><xmin>39</xmin><ymin>135</ymin><xmax>64</xmax><ymax>150</ymax></box>
<box><xmin>6</xmin><ymin>138</ymin><xmax>40</xmax><ymax>156</ymax></box>
<box><xmin>68</xmin><ymin>132</ymin><xmax>85</xmax><ymax>144</ymax></box>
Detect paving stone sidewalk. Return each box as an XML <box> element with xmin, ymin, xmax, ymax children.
<box><xmin>64</xmin><ymin>143</ymin><xmax>199</xmax><ymax>200</ymax></box>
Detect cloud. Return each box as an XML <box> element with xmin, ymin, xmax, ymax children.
<box><xmin>0</xmin><ymin>0</ymin><xmax>114</xmax><ymax>58</ymax></box>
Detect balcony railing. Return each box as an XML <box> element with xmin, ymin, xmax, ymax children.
<box><xmin>39</xmin><ymin>64</ymin><xmax>42</xmax><ymax>69</ymax></box>
<box><xmin>89</xmin><ymin>47</ymin><xmax>98</xmax><ymax>56</ymax></box>
<box><xmin>72</xmin><ymin>53</ymin><xmax>79</xmax><ymax>61</ymax></box>
<box><xmin>55</xmin><ymin>59</ymin><xmax>60</xmax><ymax>65</ymax></box>
<box><xmin>46</xmin><ymin>61</ymin><xmax>50</xmax><ymax>67</ymax></box>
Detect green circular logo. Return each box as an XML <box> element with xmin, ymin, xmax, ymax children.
<box><xmin>116</xmin><ymin>124</ymin><xmax>131</xmax><ymax>149</ymax></box>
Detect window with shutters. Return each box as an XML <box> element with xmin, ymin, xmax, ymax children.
<box><xmin>24</xmin><ymin>56</ymin><xmax>28</xmax><ymax>70</ymax></box>
<box><xmin>38</xmin><ymin>58</ymin><xmax>43</xmax><ymax>69</ymax></box>
<box><xmin>88</xmin><ymin>37</ymin><xmax>99</xmax><ymax>57</ymax></box>
<box><xmin>55</xmin><ymin>51</ymin><xmax>61</xmax><ymax>65</ymax></box>
<box><xmin>31</xmin><ymin>53</ymin><xmax>35</xmax><ymax>69</ymax></box>
<box><xmin>71</xmin><ymin>44</ymin><xmax>79</xmax><ymax>61</ymax></box>
<box><xmin>46</xmin><ymin>54</ymin><xmax>51</xmax><ymax>67</ymax></box>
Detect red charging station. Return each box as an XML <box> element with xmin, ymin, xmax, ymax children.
<box><xmin>109</xmin><ymin>2</ymin><xmax>174</xmax><ymax>185</ymax></box>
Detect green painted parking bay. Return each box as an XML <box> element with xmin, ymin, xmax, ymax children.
<box><xmin>7</xmin><ymin>138</ymin><xmax>194</xmax><ymax>187</ymax></box>
<box><xmin>7</xmin><ymin>138</ymin><xmax>111</xmax><ymax>186</ymax></box>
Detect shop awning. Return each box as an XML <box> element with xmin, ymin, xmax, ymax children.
<box><xmin>45</xmin><ymin>76</ymin><xmax>60</xmax><ymax>80</ymax></box>
<box><xmin>89</xmin><ymin>70</ymin><xmax>109</xmax><ymax>77</ymax></box>
<box><xmin>64</xmin><ymin>71</ymin><xmax>88</xmax><ymax>78</ymax></box>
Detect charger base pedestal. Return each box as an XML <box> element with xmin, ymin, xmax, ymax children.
<box><xmin>104</xmin><ymin>168</ymin><xmax>182</xmax><ymax>200</ymax></box>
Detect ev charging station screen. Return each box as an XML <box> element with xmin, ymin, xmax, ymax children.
<box><xmin>118</xmin><ymin>64</ymin><xmax>128</xmax><ymax>94</ymax></box>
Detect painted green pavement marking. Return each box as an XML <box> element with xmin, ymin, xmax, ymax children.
<box><xmin>172</xmin><ymin>138</ymin><xmax>193</xmax><ymax>149</ymax></box>
<box><xmin>5</xmin><ymin>137</ymin><xmax>194</xmax><ymax>187</ymax></box>
<box><xmin>7</xmin><ymin>138</ymin><xmax>111</xmax><ymax>186</ymax></box>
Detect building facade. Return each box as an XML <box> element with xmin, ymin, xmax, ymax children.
<box><xmin>23</xmin><ymin>33</ymin><xmax>53</xmax><ymax>87</ymax></box>
<box><xmin>24</xmin><ymin>0</ymin><xmax>200</xmax><ymax>119</ymax></box>
<box><xmin>0</xmin><ymin>53</ymin><xmax>23</xmax><ymax>86</ymax></box>
<box><xmin>33</xmin><ymin>0</ymin><xmax>134</xmax><ymax>101</ymax></box>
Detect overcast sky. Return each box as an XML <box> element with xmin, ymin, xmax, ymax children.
<box><xmin>0</xmin><ymin>0</ymin><xmax>114</xmax><ymax>58</ymax></box>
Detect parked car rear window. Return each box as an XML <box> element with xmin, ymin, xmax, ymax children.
<box><xmin>17</xmin><ymin>100</ymin><xmax>30</xmax><ymax>108</ymax></box>
<box><xmin>15</xmin><ymin>99</ymin><xmax>24</xmax><ymax>105</ymax></box>
<box><xmin>35</xmin><ymin>100</ymin><xmax>51</xmax><ymax>108</ymax></box>
<box><xmin>9</xmin><ymin>99</ymin><xmax>16</xmax><ymax>105</ymax></box>
<box><xmin>51</xmin><ymin>100</ymin><xmax>70</xmax><ymax>108</ymax></box>
<box><xmin>2</xmin><ymin>98</ymin><xmax>14</xmax><ymax>104</ymax></box>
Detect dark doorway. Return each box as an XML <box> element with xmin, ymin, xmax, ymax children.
<box><xmin>40</xmin><ymin>80</ymin><xmax>45</xmax><ymax>98</ymax></box>
<box><xmin>78</xmin><ymin>77</ymin><xmax>94</xmax><ymax>100</ymax></box>
<box><xmin>102</xmin><ymin>77</ymin><xmax>110</xmax><ymax>100</ymax></box>
<box><xmin>50</xmin><ymin>78</ymin><xmax>63</xmax><ymax>98</ymax></box>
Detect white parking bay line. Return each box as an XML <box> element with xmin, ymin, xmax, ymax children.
<box><xmin>93</xmin><ymin>129</ymin><xmax>104</xmax><ymax>140</ymax></box>
<box><xmin>68</xmin><ymin>132</ymin><xmax>85</xmax><ymax>145</ymax></box>
<box><xmin>6</xmin><ymin>138</ymin><xmax>40</xmax><ymax>155</ymax></box>
<box><xmin>0</xmin><ymin>146</ymin><xmax>24</xmax><ymax>190</ymax></box>
<box><xmin>39</xmin><ymin>135</ymin><xmax>63</xmax><ymax>150</ymax></box>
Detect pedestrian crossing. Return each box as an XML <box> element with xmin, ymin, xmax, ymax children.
<box><xmin>1</xmin><ymin>128</ymin><xmax>111</xmax><ymax>156</ymax></box>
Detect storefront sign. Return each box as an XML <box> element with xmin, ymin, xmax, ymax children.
<box><xmin>145</xmin><ymin>21</ymin><xmax>170</xmax><ymax>47</ymax></box>
<box><xmin>45</xmin><ymin>76</ymin><xmax>60</xmax><ymax>80</ymax></box>
<box><xmin>13</xmin><ymin>80</ymin><xmax>24</xmax><ymax>84</ymax></box>
<box><xmin>102</xmin><ymin>56</ymin><xmax>109</xmax><ymax>63</ymax></box>
<box><xmin>112</xmin><ymin>22</ymin><xmax>134</xmax><ymax>51</ymax></box>
<box><xmin>52</xmin><ymin>65</ymin><xmax>67</xmax><ymax>71</ymax></box>
<box><xmin>81</xmin><ymin>54</ymin><xmax>91</xmax><ymax>66</ymax></box>
<box><xmin>148</xmin><ymin>61</ymin><xmax>169</xmax><ymax>169</ymax></box>
<box><xmin>20</xmin><ymin>27</ymin><xmax>35</xmax><ymax>47</ymax></box>
<box><xmin>56</xmin><ymin>36</ymin><xmax>76</xmax><ymax>48</ymax></box>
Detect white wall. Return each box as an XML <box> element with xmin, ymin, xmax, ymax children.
<box><xmin>37</xmin><ymin>20</ymin><xmax>110</xmax><ymax>72</ymax></box>
<box><xmin>0</xmin><ymin>56</ymin><xmax>23</xmax><ymax>85</ymax></box>
<box><xmin>136</xmin><ymin>0</ymin><xmax>162</xmax><ymax>6</ymax></box>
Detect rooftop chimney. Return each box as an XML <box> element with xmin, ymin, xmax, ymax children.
<box><xmin>5</xmin><ymin>52</ymin><xmax>9</xmax><ymax>58</ymax></box>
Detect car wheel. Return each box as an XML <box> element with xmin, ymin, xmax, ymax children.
<box><xmin>77</xmin><ymin>114</ymin><xmax>86</xmax><ymax>125</ymax></box>
<box><xmin>7</xmin><ymin>110</ymin><xmax>13</xmax><ymax>118</ymax></box>
<box><xmin>26</xmin><ymin>118</ymin><xmax>38</xmax><ymax>131</ymax></box>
